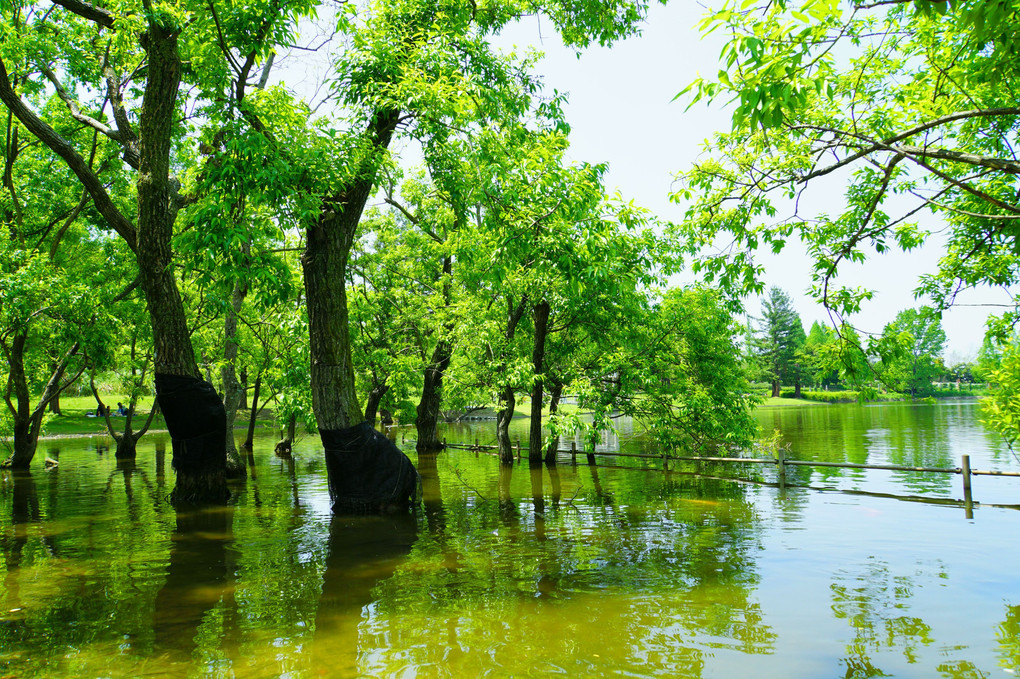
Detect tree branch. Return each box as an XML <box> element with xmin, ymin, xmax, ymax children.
<box><xmin>50</xmin><ymin>0</ymin><xmax>114</xmax><ymax>27</ymax></box>
<box><xmin>0</xmin><ymin>58</ymin><xmax>137</xmax><ymax>251</ymax></box>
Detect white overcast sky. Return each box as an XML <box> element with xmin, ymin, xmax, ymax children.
<box><xmin>495</xmin><ymin>2</ymin><xmax>1011</xmax><ymax>362</ymax></box>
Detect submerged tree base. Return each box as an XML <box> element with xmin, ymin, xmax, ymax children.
<box><xmin>169</xmin><ymin>470</ymin><xmax>231</xmax><ymax>505</ymax></box>
<box><xmin>321</xmin><ymin>422</ymin><xmax>419</xmax><ymax>515</ymax></box>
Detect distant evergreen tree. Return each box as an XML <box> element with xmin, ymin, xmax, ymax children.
<box><xmin>756</xmin><ymin>287</ymin><xmax>807</xmax><ymax>397</ymax></box>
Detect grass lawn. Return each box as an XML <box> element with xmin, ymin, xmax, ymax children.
<box><xmin>10</xmin><ymin>395</ymin><xmax>277</xmax><ymax>439</ymax></box>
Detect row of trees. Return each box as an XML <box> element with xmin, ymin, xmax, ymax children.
<box><xmin>750</xmin><ymin>287</ymin><xmax>952</xmax><ymax>399</ymax></box>
<box><xmin>1</xmin><ymin>0</ymin><xmax>763</xmax><ymax>508</ymax></box>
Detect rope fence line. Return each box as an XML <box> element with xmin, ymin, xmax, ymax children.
<box><xmin>402</xmin><ymin>434</ymin><xmax>1018</xmax><ymax>516</ymax></box>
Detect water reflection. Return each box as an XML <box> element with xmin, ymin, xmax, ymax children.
<box><xmin>312</xmin><ymin>514</ymin><xmax>417</xmax><ymax>677</ymax></box>
<box><xmin>152</xmin><ymin>505</ymin><xmax>237</xmax><ymax>667</ymax></box>
<box><xmin>1</xmin><ymin>407</ymin><xmax>1018</xmax><ymax>678</ymax></box>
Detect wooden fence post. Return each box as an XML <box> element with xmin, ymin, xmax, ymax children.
<box><xmin>516</xmin><ymin>436</ymin><xmax>521</xmax><ymax>461</ymax></box>
<box><xmin>777</xmin><ymin>446</ymin><xmax>787</xmax><ymax>487</ymax></box>
<box><xmin>571</xmin><ymin>441</ymin><xmax>577</xmax><ymax>465</ymax></box>
<box><xmin>962</xmin><ymin>454</ymin><xmax>973</xmax><ymax>507</ymax></box>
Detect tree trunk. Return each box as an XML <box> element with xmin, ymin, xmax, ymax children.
<box><xmin>138</xmin><ymin>22</ymin><xmax>227</xmax><ymax>504</ymax></box>
<box><xmin>495</xmin><ymin>295</ymin><xmax>528</xmax><ymax>465</ymax></box>
<box><xmin>496</xmin><ymin>386</ymin><xmax>516</xmax><ymax>464</ymax></box>
<box><xmin>239</xmin><ymin>367</ymin><xmax>248</xmax><ymax>410</ymax></box>
<box><xmin>416</xmin><ymin>255</ymin><xmax>454</xmax><ymax>453</ymax></box>
<box><xmin>364</xmin><ymin>383</ymin><xmax>390</xmax><ymax>427</ymax></box>
<box><xmin>221</xmin><ymin>279</ymin><xmax>248</xmax><ymax>477</ymax></box>
<box><xmin>415</xmin><ymin>340</ymin><xmax>452</xmax><ymax>452</ymax></box>
<box><xmin>545</xmin><ymin>378</ymin><xmax>563</xmax><ymax>462</ymax></box>
<box><xmin>771</xmin><ymin>379</ymin><xmax>781</xmax><ymax>398</ymax></box>
<box><xmin>3</xmin><ymin>334</ymin><xmax>40</xmax><ymax>469</ymax></box>
<box><xmin>3</xmin><ymin>334</ymin><xmax>80</xmax><ymax>469</ymax></box>
<box><xmin>47</xmin><ymin>384</ymin><xmax>60</xmax><ymax>415</ymax></box>
<box><xmin>528</xmin><ymin>301</ymin><xmax>550</xmax><ymax>463</ymax></box>
<box><xmin>242</xmin><ymin>372</ymin><xmax>262</xmax><ymax>452</ymax></box>
<box><xmin>302</xmin><ymin>108</ymin><xmax>418</xmax><ymax>513</ymax></box>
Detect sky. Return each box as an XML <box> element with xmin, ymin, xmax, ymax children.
<box><xmin>494</xmin><ymin>2</ymin><xmax>1009</xmax><ymax>362</ymax></box>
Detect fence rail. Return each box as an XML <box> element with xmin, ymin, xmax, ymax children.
<box><xmin>413</xmin><ymin>435</ymin><xmax>1019</xmax><ymax>516</ymax></box>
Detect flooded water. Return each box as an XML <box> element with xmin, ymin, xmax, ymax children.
<box><xmin>2</xmin><ymin>400</ymin><xmax>1019</xmax><ymax>678</ymax></box>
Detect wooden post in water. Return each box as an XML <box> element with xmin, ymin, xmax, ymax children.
<box><xmin>962</xmin><ymin>454</ymin><xmax>973</xmax><ymax>509</ymax></box>
<box><xmin>777</xmin><ymin>446</ymin><xmax>787</xmax><ymax>488</ymax></box>
<box><xmin>571</xmin><ymin>441</ymin><xmax>577</xmax><ymax>465</ymax></box>
<box><xmin>516</xmin><ymin>436</ymin><xmax>521</xmax><ymax>461</ymax></box>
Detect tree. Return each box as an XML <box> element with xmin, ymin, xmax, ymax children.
<box><xmin>0</xmin><ymin>0</ymin><xmax>252</xmax><ymax>501</ymax></box>
<box><xmin>675</xmin><ymin>0</ymin><xmax>1020</xmax><ymax>403</ymax></box>
<box><xmin>802</xmin><ymin>320</ymin><xmax>839</xmax><ymax>390</ymax></box>
<box><xmin>881</xmin><ymin>307</ymin><xmax>947</xmax><ymax>397</ymax></box>
<box><xmin>755</xmin><ymin>287</ymin><xmax>806</xmax><ymax>397</ymax></box>
<box><xmin>570</xmin><ymin>286</ymin><xmax>760</xmax><ymax>455</ymax></box>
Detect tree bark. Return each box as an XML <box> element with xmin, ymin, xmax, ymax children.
<box><xmin>302</xmin><ymin>108</ymin><xmax>400</xmax><ymax>433</ymax></box>
<box><xmin>3</xmin><ymin>335</ymin><xmax>81</xmax><ymax>469</ymax></box>
<box><xmin>415</xmin><ymin>339</ymin><xmax>452</xmax><ymax>452</ymax></box>
<box><xmin>137</xmin><ymin>22</ymin><xmax>227</xmax><ymax>504</ymax></box>
<box><xmin>528</xmin><ymin>300</ymin><xmax>550</xmax><ymax>463</ymax></box>
<box><xmin>415</xmin><ymin>255</ymin><xmax>454</xmax><ymax>453</ymax></box>
<box><xmin>496</xmin><ymin>295</ymin><xmax>528</xmax><ymax>464</ymax></box>
<box><xmin>545</xmin><ymin>378</ymin><xmax>563</xmax><ymax>463</ymax></box>
<box><xmin>221</xmin><ymin>278</ymin><xmax>248</xmax><ymax>477</ymax></box>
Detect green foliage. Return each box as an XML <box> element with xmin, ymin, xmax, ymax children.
<box><xmin>576</xmin><ymin>286</ymin><xmax>760</xmax><ymax>454</ymax></box>
<box><xmin>983</xmin><ymin>338</ymin><xmax>1020</xmax><ymax>448</ymax></box>
<box><xmin>753</xmin><ymin>286</ymin><xmax>807</xmax><ymax>394</ymax></box>
<box><xmin>879</xmin><ymin>307</ymin><xmax>947</xmax><ymax>397</ymax></box>
<box><xmin>674</xmin><ymin>0</ymin><xmax>1020</xmax><ymax>346</ymax></box>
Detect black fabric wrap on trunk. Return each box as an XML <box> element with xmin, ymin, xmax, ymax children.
<box><xmin>155</xmin><ymin>373</ymin><xmax>227</xmax><ymax>475</ymax></box>
<box><xmin>320</xmin><ymin>421</ymin><xmax>419</xmax><ymax>514</ymax></box>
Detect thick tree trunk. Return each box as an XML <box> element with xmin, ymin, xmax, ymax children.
<box><xmin>415</xmin><ymin>340</ymin><xmax>452</xmax><ymax>452</ymax></box>
<box><xmin>771</xmin><ymin>379</ymin><xmax>781</xmax><ymax>398</ymax></box>
<box><xmin>138</xmin><ymin>23</ymin><xmax>227</xmax><ymax>504</ymax></box>
<box><xmin>528</xmin><ymin>301</ymin><xmax>550</xmax><ymax>463</ymax></box>
<box><xmin>221</xmin><ymin>279</ymin><xmax>247</xmax><ymax>477</ymax></box>
<box><xmin>301</xmin><ymin>108</ymin><xmax>418</xmax><ymax>513</ymax></box>
<box><xmin>364</xmin><ymin>383</ymin><xmax>389</xmax><ymax>427</ymax></box>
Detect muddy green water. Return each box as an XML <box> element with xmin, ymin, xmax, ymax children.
<box><xmin>2</xmin><ymin>400</ymin><xmax>1018</xmax><ymax>678</ymax></box>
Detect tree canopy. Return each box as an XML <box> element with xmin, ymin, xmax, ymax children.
<box><xmin>675</xmin><ymin>0</ymin><xmax>1020</xmax><ymax>340</ymax></box>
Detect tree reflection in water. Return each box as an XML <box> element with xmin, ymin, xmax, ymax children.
<box><xmin>152</xmin><ymin>505</ymin><xmax>237</xmax><ymax>668</ymax></box>
<box><xmin>312</xmin><ymin>513</ymin><xmax>417</xmax><ymax>677</ymax></box>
